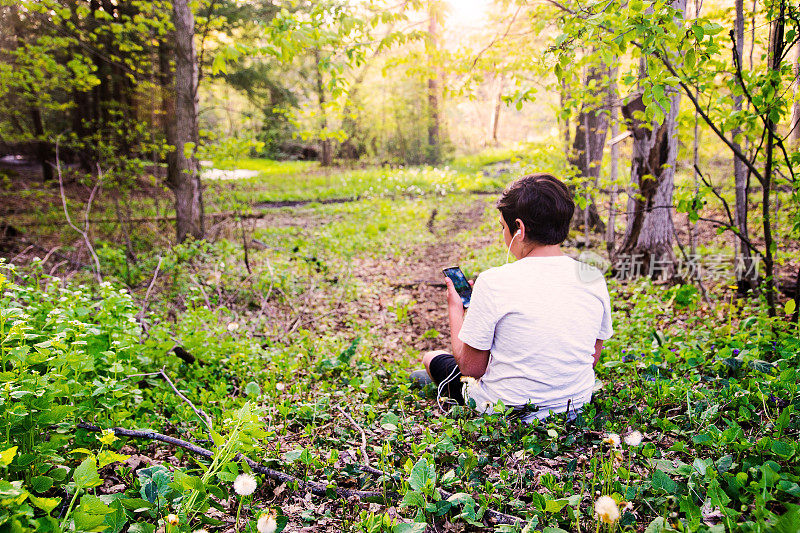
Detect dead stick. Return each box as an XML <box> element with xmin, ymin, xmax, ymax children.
<box><xmin>158</xmin><ymin>368</ymin><xmax>213</xmax><ymax>433</ymax></box>
<box><xmin>336</xmin><ymin>405</ymin><xmax>370</xmax><ymax>467</ymax></box>
<box><xmin>137</xmin><ymin>256</ymin><xmax>163</xmax><ymax>326</ymax></box>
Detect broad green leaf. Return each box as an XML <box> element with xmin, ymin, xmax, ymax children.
<box><xmin>544</xmin><ymin>498</ymin><xmax>569</xmax><ymax>513</ymax></box>
<box><xmin>104</xmin><ymin>500</ymin><xmax>127</xmax><ymax>533</ymax></box>
<box><xmin>651</xmin><ymin>469</ymin><xmax>677</xmax><ymax>494</ymax></box>
<box><xmin>772</xmin><ymin>440</ymin><xmax>794</xmax><ymax>459</ymax></box>
<box><xmin>408</xmin><ymin>458</ymin><xmax>435</xmax><ymax>492</ymax></box>
<box><xmin>401</xmin><ymin>490</ymin><xmax>425</xmax><ymax>509</ymax></box>
<box><xmin>244</xmin><ymin>381</ymin><xmax>261</xmax><ymax>397</ymax></box>
<box><xmin>74</xmin><ymin>456</ymin><xmax>102</xmax><ymax>489</ymax></box>
<box><xmin>31</xmin><ymin>475</ymin><xmax>54</xmax><ymax>493</ymax></box>
<box><xmin>29</xmin><ymin>494</ymin><xmax>60</xmax><ymax>514</ymax></box>
<box><xmin>0</xmin><ymin>446</ymin><xmax>17</xmax><ymax>467</ymax></box>
<box><xmin>97</xmin><ymin>450</ymin><xmax>130</xmax><ymax>469</ymax></box>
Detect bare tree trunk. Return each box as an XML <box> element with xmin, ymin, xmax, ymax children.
<box><xmin>569</xmin><ymin>64</ymin><xmax>610</xmax><ymax>234</ymax></box>
<box><xmin>426</xmin><ymin>0</ymin><xmax>442</xmax><ymax>163</ymax></box>
<box><xmin>790</xmin><ymin>41</ymin><xmax>800</xmax><ymax>146</ymax></box>
<box><xmin>560</xmin><ymin>77</ymin><xmax>571</xmax><ymax>158</ymax></box>
<box><xmin>487</xmin><ymin>75</ymin><xmax>503</xmax><ymax>145</ymax></box>
<box><xmin>761</xmin><ymin>0</ymin><xmax>785</xmax><ymax>318</ymax></box>
<box><xmin>313</xmin><ymin>48</ymin><xmax>333</xmax><ymax>167</ymax></box>
<box><xmin>732</xmin><ymin>0</ymin><xmax>757</xmax><ymax>292</ymax></box>
<box><xmin>606</xmin><ymin>77</ymin><xmax>619</xmax><ymax>259</ymax></box>
<box><xmin>165</xmin><ymin>0</ymin><xmax>204</xmax><ymax>243</ymax></box>
<box><xmin>618</xmin><ymin>0</ymin><xmax>686</xmax><ymax>281</ymax></box>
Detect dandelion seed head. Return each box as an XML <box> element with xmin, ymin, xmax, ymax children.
<box><xmin>227</xmin><ymin>322</ymin><xmax>240</xmax><ymax>332</ymax></box>
<box><xmin>602</xmin><ymin>433</ymin><xmax>621</xmax><ymax>447</ymax></box>
<box><xmin>275</xmin><ymin>382</ymin><xmax>285</xmax><ymax>391</ymax></box>
<box><xmin>594</xmin><ymin>495</ymin><xmax>620</xmax><ymax>524</ymax></box>
<box><xmin>257</xmin><ymin>511</ymin><xmax>278</xmax><ymax>533</ymax></box>
<box><xmin>233</xmin><ymin>473</ymin><xmax>257</xmax><ymax>496</ymax></box>
<box><xmin>624</xmin><ymin>430</ymin><xmax>643</xmax><ymax>446</ymax></box>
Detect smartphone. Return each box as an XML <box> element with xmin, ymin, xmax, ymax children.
<box><xmin>442</xmin><ymin>266</ymin><xmax>472</xmax><ymax>308</ymax></box>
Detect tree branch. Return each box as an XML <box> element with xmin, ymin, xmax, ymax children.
<box><xmin>76</xmin><ymin>423</ymin><xmax>523</xmax><ymax>525</ymax></box>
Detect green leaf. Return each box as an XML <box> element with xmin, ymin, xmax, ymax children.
<box><xmin>401</xmin><ymin>489</ymin><xmax>426</xmax><ymax>510</ymax></box>
<box><xmin>784</xmin><ymin>299</ymin><xmax>796</xmax><ymax>316</ymax></box>
<box><xmin>771</xmin><ymin>440</ymin><xmax>794</xmax><ymax>459</ymax></box>
<box><xmin>173</xmin><ymin>471</ymin><xmax>205</xmax><ymax>492</ymax></box>
<box><xmin>97</xmin><ymin>450</ymin><xmax>130</xmax><ymax>469</ymax></box>
<box><xmin>394</xmin><ymin>523</ymin><xmax>427</xmax><ymax>533</ymax></box>
<box><xmin>245</xmin><ymin>381</ymin><xmax>261</xmax><ymax>397</ymax></box>
<box><xmin>118</xmin><ymin>498</ymin><xmax>153</xmax><ymax>512</ymax></box>
<box><xmin>0</xmin><ymin>446</ymin><xmax>17</xmax><ymax>467</ymax></box>
<box><xmin>74</xmin><ymin>494</ymin><xmax>112</xmax><ymax>531</ymax></box>
<box><xmin>104</xmin><ymin>500</ymin><xmax>127</xmax><ymax>533</ymax></box>
<box><xmin>408</xmin><ymin>458</ymin><xmax>435</xmax><ymax>492</ymax></box>
<box><xmin>31</xmin><ymin>475</ymin><xmax>54</xmax><ymax>493</ymax></box>
<box><xmin>74</xmin><ymin>456</ymin><xmax>102</xmax><ymax>489</ymax></box>
<box><xmin>685</xmin><ymin>48</ymin><xmax>696</xmax><ymax>70</ymax></box>
<box><xmin>544</xmin><ymin>498</ymin><xmax>569</xmax><ymax>513</ymax></box>
<box><xmin>28</xmin><ymin>494</ymin><xmax>60</xmax><ymax>514</ymax></box>
<box><xmin>651</xmin><ymin>469</ymin><xmax>677</xmax><ymax>494</ymax></box>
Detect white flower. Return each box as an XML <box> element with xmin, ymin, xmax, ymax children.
<box><xmin>594</xmin><ymin>495</ymin><xmax>620</xmax><ymax>524</ymax></box>
<box><xmin>602</xmin><ymin>433</ymin><xmax>621</xmax><ymax>447</ymax></box>
<box><xmin>227</xmin><ymin>322</ymin><xmax>239</xmax><ymax>332</ymax></box>
<box><xmin>166</xmin><ymin>513</ymin><xmax>179</xmax><ymax>526</ymax></box>
<box><xmin>624</xmin><ymin>430</ymin><xmax>643</xmax><ymax>447</ymax></box>
<box><xmin>193</xmin><ymin>530</ymin><xmax>209</xmax><ymax>533</ymax></box>
<box><xmin>275</xmin><ymin>382</ymin><xmax>285</xmax><ymax>391</ymax></box>
<box><xmin>233</xmin><ymin>473</ymin><xmax>257</xmax><ymax>496</ymax></box>
<box><xmin>257</xmin><ymin>512</ymin><xmax>277</xmax><ymax>533</ymax></box>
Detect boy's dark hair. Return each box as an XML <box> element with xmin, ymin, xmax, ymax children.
<box><xmin>496</xmin><ymin>173</ymin><xmax>574</xmax><ymax>245</ymax></box>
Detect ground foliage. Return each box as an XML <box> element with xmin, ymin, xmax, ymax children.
<box><xmin>2</xmin><ymin>157</ymin><xmax>800</xmax><ymax>533</ymax></box>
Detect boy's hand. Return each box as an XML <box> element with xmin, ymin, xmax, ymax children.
<box><xmin>444</xmin><ymin>278</ymin><xmax>474</xmax><ymax>313</ymax></box>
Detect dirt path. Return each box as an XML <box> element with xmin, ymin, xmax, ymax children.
<box><xmin>340</xmin><ymin>198</ymin><xmax>496</xmax><ymax>358</ymax></box>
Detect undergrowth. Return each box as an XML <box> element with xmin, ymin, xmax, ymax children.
<box><xmin>1</xmin><ymin>161</ymin><xmax>799</xmax><ymax>533</ymax></box>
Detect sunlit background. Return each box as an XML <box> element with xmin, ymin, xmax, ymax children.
<box><xmin>446</xmin><ymin>0</ymin><xmax>490</xmax><ymax>29</ymax></box>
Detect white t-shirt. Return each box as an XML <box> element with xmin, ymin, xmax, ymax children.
<box><xmin>458</xmin><ymin>255</ymin><xmax>613</xmax><ymax>420</ymax></box>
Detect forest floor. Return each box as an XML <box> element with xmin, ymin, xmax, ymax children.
<box><xmin>2</xmin><ymin>151</ymin><xmax>800</xmax><ymax>532</ymax></box>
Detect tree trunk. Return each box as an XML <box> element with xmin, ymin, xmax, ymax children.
<box><xmin>761</xmin><ymin>0</ymin><xmax>785</xmax><ymax>318</ymax></box>
<box><xmin>165</xmin><ymin>0</ymin><xmax>204</xmax><ymax>243</ymax></box>
<box><xmin>618</xmin><ymin>0</ymin><xmax>686</xmax><ymax>282</ymax></box>
<box><xmin>487</xmin><ymin>75</ymin><xmax>503</xmax><ymax>145</ymax></box>
<box><xmin>732</xmin><ymin>0</ymin><xmax>758</xmax><ymax>292</ymax></box>
<box><xmin>560</xmin><ymin>77</ymin><xmax>571</xmax><ymax>158</ymax></box>
<box><xmin>568</xmin><ymin>64</ymin><xmax>610</xmax><ymax>234</ymax></box>
<box><xmin>606</xmin><ymin>77</ymin><xmax>619</xmax><ymax>259</ymax></box>
<box><xmin>313</xmin><ymin>48</ymin><xmax>333</xmax><ymax>167</ymax></box>
<box><xmin>426</xmin><ymin>0</ymin><xmax>442</xmax><ymax>163</ymax></box>
<box><xmin>790</xmin><ymin>41</ymin><xmax>800</xmax><ymax>147</ymax></box>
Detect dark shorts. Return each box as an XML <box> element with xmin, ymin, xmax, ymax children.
<box><xmin>428</xmin><ymin>353</ymin><xmax>464</xmax><ymax>404</ymax></box>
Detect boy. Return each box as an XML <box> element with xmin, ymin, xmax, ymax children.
<box><xmin>414</xmin><ymin>173</ymin><xmax>613</xmax><ymax>420</ymax></box>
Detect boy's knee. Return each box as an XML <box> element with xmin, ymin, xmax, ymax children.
<box><xmin>422</xmin><ymin>349</ymin><xmax>449</xmax><ymax>369</ymax></box>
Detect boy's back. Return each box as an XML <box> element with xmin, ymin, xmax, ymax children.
<box><xmin>459</xmin><ymin>255</ymin><xmax>613</xmax><ymax>417</ymax></box>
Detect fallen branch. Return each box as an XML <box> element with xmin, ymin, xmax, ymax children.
<box><xmin>77</xmin><ymin>423</ymin><xmax>523</xmax><ymax>525</ymax></box>
<box><xmin>77</xmin><ymin>422</ymin><xmax>387</xmax><ymax>500</ymax></box>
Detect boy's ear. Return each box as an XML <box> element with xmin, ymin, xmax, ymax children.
<box><xmin>515</xmin><ymin>218</ymin><xmax>525</xmax><ymax>238</ymax></box>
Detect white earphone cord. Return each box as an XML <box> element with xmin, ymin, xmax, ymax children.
<box><xmin>436</xmin><ymin>365</ymin><xmax>461</xmax><ymax>413</ymax></box>
<box><xmin>505</xmin><ymin>231</ymin><xmax>520</xmax><ymax>264</ymax></box>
